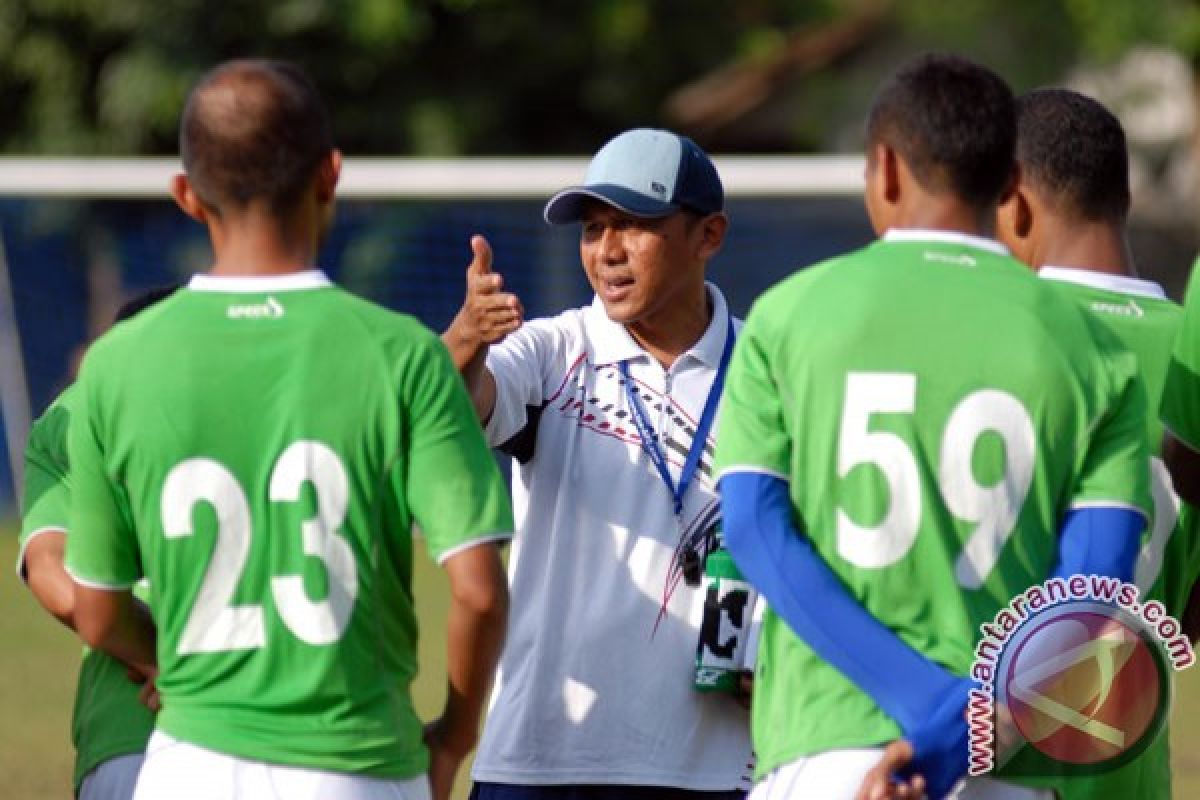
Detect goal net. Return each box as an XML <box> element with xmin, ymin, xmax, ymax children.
<box><xmin>0</xmin><ymin>155</ymin><xmax>868</xmax><ymax>511</ymax></box>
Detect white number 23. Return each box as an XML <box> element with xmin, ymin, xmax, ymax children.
<box><xmin>161</xmin><ymin>441</ymin><xmax>358</xmax><ymax>654</ymax></box>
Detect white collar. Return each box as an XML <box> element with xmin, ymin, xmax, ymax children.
<box><xmin>188</xmin><ymin>270</ymin><xmax>332</xmax><ymax>293</ymax></box>
<box><xmin>586</xmin><ymin>282</ymin><xmax>733</xmax><ymax>368</ymax></box>
<box><xmin>883</xmin><ymin>228</ymin><xmax>1010</xmax><ymax>256</ymax></box>
<box><xmin>1038</xmin><ymin>266</ymin><xmax>1166</xmax><ymax>300</ymax></box>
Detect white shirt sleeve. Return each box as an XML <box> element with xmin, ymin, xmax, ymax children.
<box><xmin>484</xmin><ymin>317</ymin><xmax>570</xmax><ymax>447</ymax></box>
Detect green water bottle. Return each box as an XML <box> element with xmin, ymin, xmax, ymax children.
<box><xmin>694</xmin><ymin>543</ymin><xmax>758</xmax><ymax>693</ymax></box>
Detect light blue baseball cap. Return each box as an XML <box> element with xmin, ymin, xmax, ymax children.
<box><xmin>544</xmin><ymin>128</ymin><xmax>724</xmax><ymax>224</ymax></box>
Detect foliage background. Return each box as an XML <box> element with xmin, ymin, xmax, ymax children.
<box><xmin>1</xmin><ymin>0</ymin><xmax>1198</xmax><ymax>156</ymax></box>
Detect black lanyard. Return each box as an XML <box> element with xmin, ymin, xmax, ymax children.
<box><xmin>618</xmin><ymin>316</ymin><xmax>736</xmax><ymax>517</ymax></box>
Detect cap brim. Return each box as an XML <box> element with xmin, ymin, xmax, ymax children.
<box><xmin>543</xmin><ymin>185</ymin><xmax>677</xmax><ymax>224</ymax></box>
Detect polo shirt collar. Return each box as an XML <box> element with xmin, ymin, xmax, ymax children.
<box><xmin>586</xmin><ymin>281</ymin><xmax>731</xmax><ymax>367</ymax></box>
<box><xmin>1039</xmin><ymin>266</ymin><xmax>1166</xmax><ymax>299</ymax></box>
<box><xmin>883</xmin><ymin>228</ymin><xmax>1010</xmax><ymax>256</ymax></box>
<box><xmin>189</xmin><ymin>270</ymin><xmax>332</xmax><ymax>292</ymax></box>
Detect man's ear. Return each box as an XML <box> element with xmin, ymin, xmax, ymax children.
<box><xmin>1013</xmin><ymin>187</ymin><xmax>1034</xmax><ymax>239</ymax></box>
<box><xmin>696</xmin><ymin>211</ymin><xmax>729</xmax><ymax>260</ymax></box>
<box><xmin>315</xmin><ymin>149</ymin><xmax>342</xmax><ymax>205</ymax></box>
<box><xmin>170</xmin><ymin>174</ymin><xmax>209</xmax><ymax>224</ymax></box>
<box><xmin>880</xmin><ymin>143</ymin><xmax>901</xmax><ymax>205</ymax></box>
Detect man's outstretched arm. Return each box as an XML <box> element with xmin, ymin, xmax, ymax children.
<box><xmin>441</xmin><ymin>235</ymin><xmax>523</xmax><ymax>421</ymax></box>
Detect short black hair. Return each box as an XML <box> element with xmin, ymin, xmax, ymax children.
<box><xmin>180</xmin><ymin>59</ymin><xmax>333</xmax><ymax>214</ymax></box>
<box><xmin>114</xmin><ymin>285</ymin><xmax>180</xmax><ymax>324</ymax></box>
<box><xmin>1015</xmin><ymin>88</ymin><xmax>1131</xmax><ymax>222</ymax></box>
<box><xmin>867</xmin><ymin>53</ymin><xmax>1016</xmax><ymax>209</ymax></box>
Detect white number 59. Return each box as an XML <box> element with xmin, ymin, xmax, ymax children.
<box><xmin>836</xmin><ymin>372</ymin><xmax>1036</xmax><ymax>589</ymax></box>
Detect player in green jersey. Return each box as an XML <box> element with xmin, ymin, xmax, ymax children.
<box><xmin>17</xmin><ymin>289</ymin><xmax>174</xmax><ymax>799</ymax></box>
<box><xmin>997</xmin><ymin>86</ymin><xmax>1199</xmax><ymax>800</ymax></box>
<box><xmin>1162</xmin><ymin>262</ymin><xmax>1200</xmax><ymax>641</ymax></box>
<box><xmin>63</xmin><ymin>60</ymin><xmax>512</xmax><ymax>800</ymax></box>
<box><xmin>714</xmin><ymin>54</ymin><xmax>1151</xmax><ymax>800</ymax></box>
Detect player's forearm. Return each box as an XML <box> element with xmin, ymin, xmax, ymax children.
<box><xmin>441</xmin><ymin>322</ymin><xmax>497</xmax><ymax>421</ymax></box>
<box><xmin>718</xmin><ymin>472</ymin><xmax>964</xmax><ymax>730</ymax></box>
<box><xmin>24</xmin><ymin>533</ymin><xmax>77</xmax><ymax>630</ymax></box>
<box><xmin>439</xmin><ymin>545</ymin><xmax>509</xmax><ymax>753</ymax></box>
<box><xmin>74</xmin><ymin>586</ymin><xmax>157</xmax><ymax>676</ymax></box>
<box><xmin>720</xmin><ymin>471</ymin><xmax>971</xmax><ymax>794</ymax></box>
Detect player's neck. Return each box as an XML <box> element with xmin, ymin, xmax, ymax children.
<box><xmin>206</xmin><ymin>205</ymin><xmax>321</xmax><ymax>277</ymax></box>
<box><xmin>893</xmin><ymin>194</ymin><xmax>998</xmax><ymax>241</ymax></box>
<box><xmin>627</xmin><ymin>284</ymin><xmax>712</xmax><ymax>370</ymax></box>
<box><xmin>1038</xmin><ymin>222</ymin><xmax>1135</xmax><ymax>278</ymax></box>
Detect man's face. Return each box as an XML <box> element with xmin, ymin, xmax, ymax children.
<box><xmin>579</xmin><ymin>202</ymin><xmax>708</xmax><ymax>325</ymax></box>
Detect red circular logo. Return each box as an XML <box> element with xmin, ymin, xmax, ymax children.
<box><xmin>1004</xmin><ymin>609</ymin><xmax>1164</xmax><ymax>766</ymax></box>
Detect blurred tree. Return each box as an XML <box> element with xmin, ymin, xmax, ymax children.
<box><xmin>0</xmin><ymin>0</ymin><xmax>1197</xmax><ymax>156</ymax></box>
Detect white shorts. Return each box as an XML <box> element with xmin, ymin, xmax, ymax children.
<box><xmin>79</xmin><ymin>753</ymin><xmax>145</xmax><ymax>800</ymax></box>
<box><xmin>749</xmin><ymin>748</ymin><xmax>1055</xmax><ymax>800</ymax></box>
<box><xmin>133</xmin><ymin>731</ymin><xmax>432</xmax><ymax>800</ymax></box>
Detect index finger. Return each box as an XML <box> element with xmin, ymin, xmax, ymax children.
<box><xmin>468</xmin><ymin>234</ymin><xmax>493</xmax><ymax>276</ymax></box>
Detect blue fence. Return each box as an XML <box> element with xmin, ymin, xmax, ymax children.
<box><xmin>0</xmin><ymin>195</ymin><xmax>877</xmax><ymax>509</ymax></box>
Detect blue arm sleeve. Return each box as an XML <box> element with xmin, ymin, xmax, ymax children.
<box><xmin>1051</xmin><ymin>507</ymin><xmax>1145</xmax><ymax>583</ymax></box>
<box><xmin>719</xmin><ymin>471</ymin><xmax>970</xmax><ymax>798</ymax></box>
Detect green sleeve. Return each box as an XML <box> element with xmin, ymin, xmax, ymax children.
<box><xmin>1162</xmin><ymin>263</ymin><xmax>1200</xmax><ymax>450</ymax></box>
<box><xmin>1071</xmin><ymin>343</ymin><xmax>1153</xmax><ymax>518</ymax></box>
<box><xmin>17</xmin><ymin>398</ymin><xmax>73</xmax><ymax>580</ymax></box>
<box><xmin>399</xmin><ymin>334</ymin><xmax>514</xmax><ymax>563</ymax></box>
<box><xmin>63</xmin><ymin>361</ymin><xmax>142</xmax><ymax>588</ymax></box>
<box><xmin>714</xmin><ymin>303</ymin><xmax>791</xmax><ymax>480</ymax></box>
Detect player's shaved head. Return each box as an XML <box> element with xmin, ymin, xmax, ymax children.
<box><xmin>1016</xmin><ymin>88</ymin><xmax>1131</xmax><ymax>223</ymax></box>
<box><xmin>867</xmin><ymin>53</ymin><xmax>1016</xmax><ymax>210</ymax></box>
<box><xmin>180</xmin><ymin>60</ymin><xmax>333</xmax><ymax>214</ymax></box>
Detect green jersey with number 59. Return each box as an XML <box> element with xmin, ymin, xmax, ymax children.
<box><xmin>65</xmin><ymin>271</ymin><xmax>513</xmax><ymax>778</ymax></box>
<box><xmin>714</xmin><ymin>231</ymin><xmax>1151</xmax><ymax>776</ymax></box>
<box><xmin>1040</xmin><ymin>269</ymin><xmax>1190</xmax><ymax>800</ymax></box>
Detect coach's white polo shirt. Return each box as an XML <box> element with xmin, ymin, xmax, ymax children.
<box><xmin>472</xmin><ymin>283</ymin><xmax>752</xmax><ymax>790</ymax></box>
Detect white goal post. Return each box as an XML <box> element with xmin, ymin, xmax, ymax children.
<box><xmin>0</xmin><ymin>155</ymin><xmax>865</xmax><ymax>198</ymax></box>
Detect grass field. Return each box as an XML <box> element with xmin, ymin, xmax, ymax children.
<box><xmin>3</xmin><ymin>526</ymin><xmax>1199</xmax><ymax>799</ymax></box>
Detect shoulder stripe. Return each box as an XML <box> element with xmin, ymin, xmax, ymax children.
<box><xmin>64</xmin><ymin>565</ymin><xmax>140</xmax><ymax>591</ymax></box>
<box><xmin>1067</xmin><ymin>500</ymin><xmax>1151</xmax><ymax>522</ymax></box>
<box><xmin>433</xmin><ymin>532</ymin><xmax>514</xmax><ymax>565</ymax></box>
<box><xmin>716</xmin><ymin>465</ymin><xmax>791</xmax><ymax>483</ymax></box>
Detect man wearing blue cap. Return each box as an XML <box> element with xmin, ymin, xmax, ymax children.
<box><xmin>443</xmin><ymin>129</ymin><xmax>753</xmax><ymax>800</ymax></box>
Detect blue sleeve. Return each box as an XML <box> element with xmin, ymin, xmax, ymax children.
<box><xmin>1051</xmin><ymin>507</ymin><xmax>1144</xmax><ymax>583</ymax></box>
<box><xmin>719</xmin><ymin>471</ymin><xmax>969</xmax><ymax>798</ymax></box>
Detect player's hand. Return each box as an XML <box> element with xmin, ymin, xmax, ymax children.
<box><xmin>857</xmin><ymin>740</ymin><xmax>926</xmax><ymax>800</ymax></box>
<box><xmin>126</xmin><ymin>665</ymin><xmax>162</xmax><ymax>712</ymax></box>
<box><xmin>138</xmin><ymin>677</ymin><xmax>162</xmax><ymax>713</ymax></box>
<box><xmin>423</xmin><ymin>716</ymin><xmax>475</xmax><ymax>800</ymax></box>
<box><xmin>902</xmin><ymin>678</ymin><xmax>971</xmax><ymax>799</ymax></box>
<box><xmin>452</xmin><ymin>234</ymin><xmax>524</xmax><ymax>349</ymax></box>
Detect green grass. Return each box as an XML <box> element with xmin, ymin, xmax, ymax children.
<box><xmin>4</xmin><ymin>526</ymin><xmax>1199</xmax><ymax>798</ymax></box>
<box><xmin>0</xmin><ymin>526</ymin><xmax>473</xmax><ymax>799</ymax></box>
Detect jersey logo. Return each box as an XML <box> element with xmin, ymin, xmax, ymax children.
<box><xmin>923</xmin><ymin>250</ymin><xmax>977</xmax><ymax>268</ymax></box>
<box><xmin>227</xmin><ymin>296</ymin><xmax>285</xmax><ymax>320</ymax></box>
<box><xmin>1090</xmin><ymin>299</ymin><xmax>1144</xmax><ymax>318</ymax></box>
